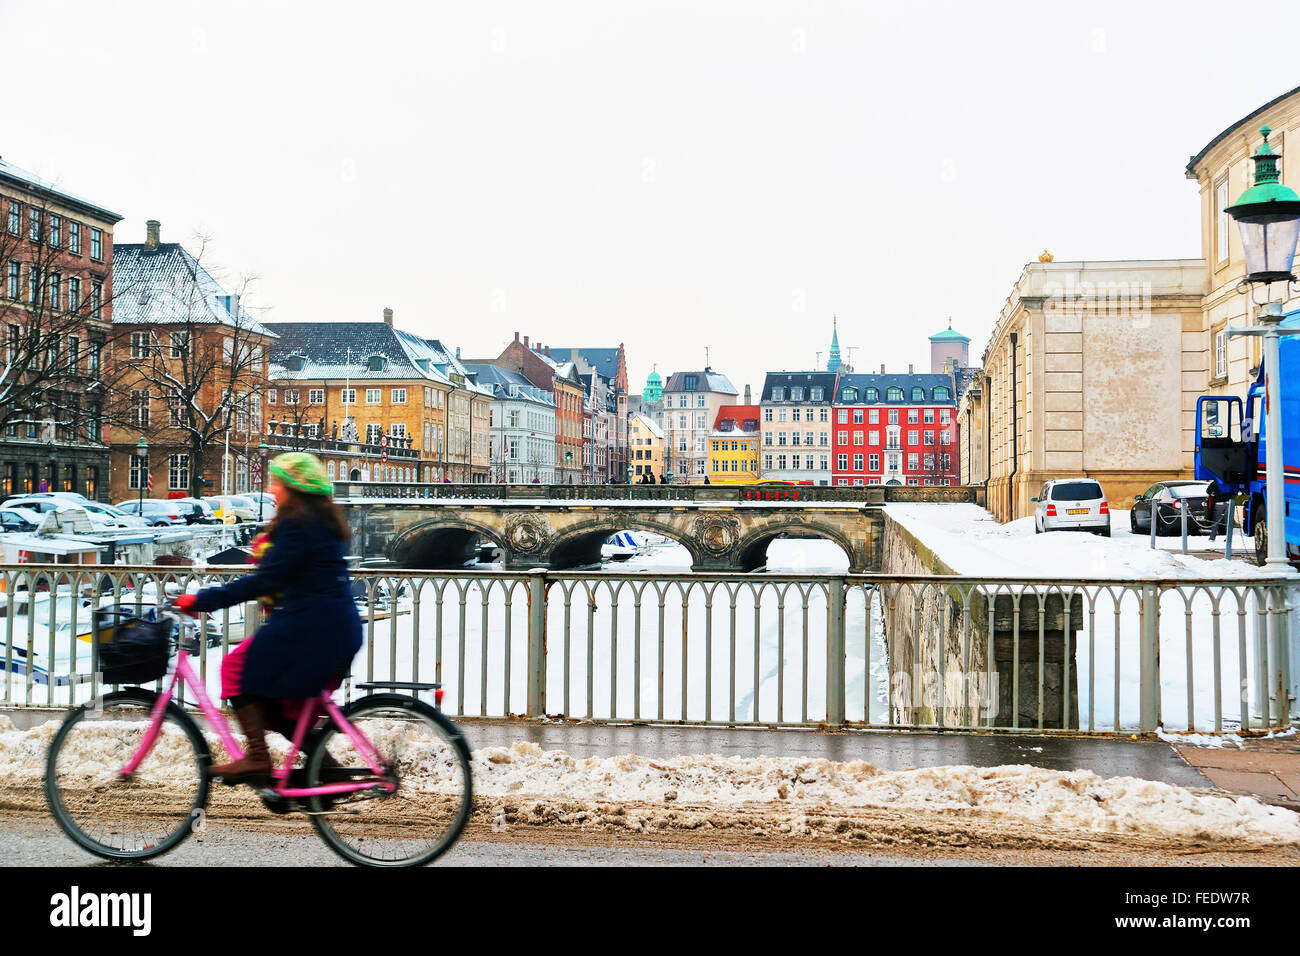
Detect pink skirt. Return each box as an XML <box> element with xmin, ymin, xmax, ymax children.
<box><xmin>221</xmin><ymin>635</ymin><xmax>343</xmax><ymax>722</ymax></box>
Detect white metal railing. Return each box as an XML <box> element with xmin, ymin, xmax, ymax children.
<box><xmin>0</xmin><ymin>564</ymin><xmax>1294</xmax><ymax>735</ymax></box>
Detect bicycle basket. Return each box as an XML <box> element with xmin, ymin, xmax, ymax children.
<box><xmin>97</xmin><ymin>615</ymin><xmax>173</xmax><ymax>684</ymax></box>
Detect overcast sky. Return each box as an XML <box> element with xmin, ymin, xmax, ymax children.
<box><xmin>7</xmin><ymin>0</ymin><xmax>1300</xmax><ymax>397</ymax></box>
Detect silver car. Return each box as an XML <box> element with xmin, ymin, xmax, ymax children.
<box><xmin>1032</xmin><ymin>478</ymin><xmax>1110</xmax><ymax>536</ymax></box>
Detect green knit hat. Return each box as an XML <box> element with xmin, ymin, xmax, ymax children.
<box><xmin>269</xmin><ymin>452</ymin><xmax>333</xmax><ymax>496</ymax></box>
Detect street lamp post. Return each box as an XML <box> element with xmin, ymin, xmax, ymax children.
<box><xmin>257</xmin><ymin>439</ymin><xmax>269</xmax><ymax>523</ymax></box>
<box><xmin>1224</xmin><ymin>126</ymin><xmax>1300</xmax><ymax>571</ymax></box>
<box><xmin>135</xmin><ymin>435</ymin><xmax>148</xmax><ymax>513</ymax></box>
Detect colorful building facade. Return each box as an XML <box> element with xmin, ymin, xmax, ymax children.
<box><xmin>830</xmin><ymin>373</ymin><xmax>958</xmax><ymax>486</ymax></box>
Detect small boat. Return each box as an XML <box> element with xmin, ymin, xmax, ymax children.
<box><xmin>601</xmin><ymin>531</ymin><xmax>643</xmax><ymax>562</ymax></box>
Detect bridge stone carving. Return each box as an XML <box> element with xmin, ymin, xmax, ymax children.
<box><xmin>335</xmin><ymin>482</ymin><xmax>982</xmax><ymax>573</ymax></box>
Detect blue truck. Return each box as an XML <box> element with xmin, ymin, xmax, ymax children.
<box><xmin>1194</xmin><ymin>314</ymin><xmax>1300</xmax><ymax>566</ymax></box>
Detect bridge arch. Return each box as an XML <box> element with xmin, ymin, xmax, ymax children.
<box><xmin>389</xmin><ymin>517</ymin><xmax>508</xmax><ymax>570</ymax></box>
<box><xmin>734</xmin><ymin>520</ymin><xmax>859</xmax><ymax>573</ymax></box>
<box><xmin>547</xmin><ymin>517</ymin><xmax>701</xmax><ymax>570</ymax></box>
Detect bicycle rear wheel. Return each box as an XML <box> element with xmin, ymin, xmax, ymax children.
<box><xmin>306</xmin><ymin>695</ymin><xmax>472</xmax><ymax>867</ymax></box>
<box><xmin>45</xmin><ymin>689</ymin><xmax>210</xmax><ymax>861</ymax></box>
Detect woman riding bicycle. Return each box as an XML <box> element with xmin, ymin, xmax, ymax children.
<box><xmin>176</xmin><ymin>452</ymin><xmax>362</xmax><ymax>783</ymax></box>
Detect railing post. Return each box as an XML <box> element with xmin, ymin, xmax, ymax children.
<box><xmin>526</xmin><ymin>570</ymin><xmax>548</xmax><ymax>717</ymax></box>
<box><xmin>826</xmin><ymin>576</ymin><xmax>846</xmax><ymax>727</ymax></box>
<box><xmin>1139</xmin><ymin>583</ymin><xmax>1161</xmax><ymax>733</ymax></box>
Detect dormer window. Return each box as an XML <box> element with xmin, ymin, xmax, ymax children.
<box><xmin>864</xmin><ymin>388</ymin><xmax>878</xmax><ymax>402</ymax></box>
<box><xmin>887</xmin><ymin>387</ymin><xmax>903</xmax><ymax>401</ymax></box>
<box><xmin>842</xmin><ymin>387</ymin><xmax>857</xmax><ymax>402</ymax></box>
<box><xmin>366</xmin><ymin>355</ymin><xmax>387</xmax><ymax>372</ymax></box>
<box><xmin>911</xmin><ymin>387</ymin><xmax>925</xmax><ymax>401</ymax></box>
<box><xmin>934</xmin><ymin>386</ymin><xmax>950</xmax><ymax>401</ymax></box>
<box><xmin>283</xmin><ymin>354</ymin><xmax>306</xmax><ymax>373</ymax></box>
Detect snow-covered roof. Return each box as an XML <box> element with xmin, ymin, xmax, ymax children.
<box><xmin>664</xmin><ymin>369</ymin><xmax>738</xmax><ymax>395</ymax></box>
<box><xmin>113</xmin><ymin>245</ymin><xmax>277</xmax><ymax>337</ymax></box>
<box><xmin>266</xmin><ymin>322</ymin><xmax>454</xmax><ymax>385</ymax></box>
<box><xmin>630</xmin><ymin>413</ymin><xmax>663</xmax><ymax>438</ymax></box>
<box><xmin>0</xmin><ymin>156</ymin><xmax>123</xmax><ymax>223</ymax></box>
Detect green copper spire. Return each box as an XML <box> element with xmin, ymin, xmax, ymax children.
<box><xmin>827</xmin><ymin>315</ymin><xmax>841</xmax><ymax>372</ymax></box>
<box><xmin>644</xmin><ymin>364</ymin><xmax>663</xmax><ymax>404</ymax></box>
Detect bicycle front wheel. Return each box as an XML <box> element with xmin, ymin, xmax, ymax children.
<box><xmin>45</xmin><ymin>689</ymin><xmax>210</xmax><ymax>861</ymax></box>
<box><xmin>306</xmin><ymin>695</ymin><xmax>472</xmax><ymax>867</ymax></box>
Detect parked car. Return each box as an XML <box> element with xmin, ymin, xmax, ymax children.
<box><xmin>0</xmin><ymin>507</ymin><xmax>42</xmax><ymax>532</ymax></box>
<box><xmin>3</xmin><ymin>496</ymin><xmax>76</xmax><ymax>515</ymax></box>
<box><xmin>207</xmin><ymin>495</ymin><xmax>258</xmax><ymax>523</ymax></box>
<box><xmin>1032</xmin><ymin>478</ymin><xmax>1110</xmax><ymax>536</ymax></box>
<box><xmin>173</xmin><ymin>498</ymin><xmax>219</xmax><ymax>525</ymax></box>
<box><xmin>1129</xmin><ymin>481</ymin><xmax>1228</xmax><ymax>537</ymax></box>
<box><xmin>243</xmin><ymin>491</ymin><xmax>276</xmax><ymax>521</ymax></box>
<box><xmin>113</xmin><ymin>499</ymin><xmax>187</xmax><ymax>527</ymax></box>
<box><xmin>72</xmin><ymin>501</ymin><xmax>149</xmax><ymax>529</ymax></box>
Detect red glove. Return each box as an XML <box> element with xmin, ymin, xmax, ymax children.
<box><xmin>175</xmin><ymin>593</ymin><xmax>199</xmax><ymax>617</ymax></box>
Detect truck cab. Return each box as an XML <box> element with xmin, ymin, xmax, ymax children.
<box><xmin>1195</xmin><ymin>313</ymin><xmax>1300</xmax><ymax>565</ymax></box>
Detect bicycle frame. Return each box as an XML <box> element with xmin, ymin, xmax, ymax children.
<box><xmin>119</xmin><ymin>622</ymin><xmax>395</xmax><ymax>800</ymax></box>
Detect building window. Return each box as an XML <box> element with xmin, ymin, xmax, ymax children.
<box><xmin>91</xmin><ymin>281</ymin><xmax>102</xmax><ymax>319</ymax></box>
<box><xmin>933</xmin><ymin>387</ymin><xmax>949</xmax><ymax>401</ymax></box>
<box><xmin>887</xmin><ymin>387</ymin><xmax>903</xmax><ymax>402</ymax></box>
<box><xmin>29</xmin><ymin>269</ymin><xmax>38</xmax><ymax>304</ymax></box>
<box><xmin>1214</xmin><ymin>328</ymin><xmax>1227</xmax><ymax>379</ymax></box>
<box><xmin>852</xmin><ymin>409</ymin><xmax>863</xmax><ymax>424</ymax></box>
<box><xmin>811</xmin><ymin>387</ymin><xmax>823</xmax><ymax>401</ymax></box>
<box><xmin>69</xmin><ymin>222</ymin><xmax>80</xmax><ymax>255</ymax></box>
<box><xmin>365</xmin><ymin>388</ymin><xmax>381</xmax><ymax>404</ymax></box>
<box><xmin>341</xmin><ymin>388</ymin><xmax>356</xmax><ymax>404</ymax></box>
<box><xmin>837</xmin><ymin>454</ymin><xmax>848</xmax><ymax>470</ymax></box>
<box><xmin>764</xmin><ymin>455</ymin><xmax>773</xmax><ymax>469</ymax></box>
<box><xmin>90</xmin><ymin>228</ymin><xmax>103</xmax><ymax>261</ymax></box>
<box><xmin>168</xmin><ymin>454</ymin><xmax>190</xmax><ymax>490</ymax></box>
<box><xmin>170</xmin><ymin>331</ymin><xmax>188</xmax><ymax>358</ymax></box>
<box><xmin>853</xmin><ymin>454</ymin><xmax>864</xmax><ymax>470</ymax></box>
<box><xmin>908</xmin><ymin>454</ymin><xmax>919</xmax><ymax>470</ymax></box>
<box><xmin>168</xmin><ymin>389</ymin><xmax>183</xmax><ymax>425</ymax></box>
<box><xmin>907</xmin><ymin>408</ymin><xmax>919</xmax><ymax>424</ymax></box>
<box><xmin>131</xmin><ymin>331</ymin><xmax>152</xmax><ymax>358</ymax></box>
<box><xmin>790</xmin><ymin>387</ymin><xmax>803</xmax><ymax>401</ymax></box>
<box><xmin>284</xmin><ymin>388</ymin><xmax>300</xmax><ymax>404</ymax></box>
<box><xmin>128</xmin><ymin>454</ymin><xmax>146</xmax><ymax>490</ymax></box>
<box><xmin>940</xmin><ymin>429</ymin><xmax>950</xmax><ymax>444</ymax></box>
<box><xmin>391</xmin><ymin>388</ymin><xmax>406</xmax><ymax>404</ymax></box>
<box><xmin>366</xmin><ymin>423</ymin><xmax>383</xmax><ymax>444</ymax></box>
<box><xmin>391</xmin><ymin>423</ymin><xmax>407</xmax><ymax>439</ymax></box>
<box><xmin>763</xmin><ymin>408</ymin><xmax>773</xmax><ymax>422</ymax></box>
<box><xmin>309</xmin><ymin>388</ymin><xmax>324</xmax><ymax>404</ymax></box>
<box><xmin>49</xmin><ymin>215</ymin><xmax>60</xmax><ymax>247</ymax></box>
<box><xmin>67</xmin><ymin>336</ymin><xmax>78</xmax><ymax>372</ymax></box>
<box><xmin>924</xmin><ymin>408</ymin><xmax>935</xmax><ymax>424</ymax></box>
<box><xmin>6</xmin><ymin>262</ymin><xmax>18</xmax><ymax>299</ymax></box>
<box><xmin>869</xmin><ymin>453</ymin><xmax>880</xmax><ymax>470</ymax></box>
<box><xmin>67</xmin><ymin>276</ymin><xmax>79</xmax><ymax>310</ymax></box>
<box><xmin>853</xmin><ymin>432</ymin><xmax>863</xmax><ymax>446</ymax></box>
<box><xmin>6</xmin><ymin>202</ymin><xmax>18</xmax><ymax>235</ymax></box>
<box><xmin>267</xmin><ymin>389</ymin><xmax>277</xmax><ymax>405</ymax></box>
<box><xmin>87</xmin><ymin>404</ymin><xmax>101</xmax><ymax>442</ymax></box>
<box><xmin>1215</xmin><ymin>176</ymin><xmax>1230</xmax><ymax>264</ymax></box>
<box><xmin>131</xmin><ymin>389</ymin><xmax>150</xmax><ymax>427</ymax></box>
<box><xmin>924</xmin><ymin>431</ymin><xmax>934</xmax><ymax>445</ymax></box>
<box><xmin>29</xmin><ymin>208</ymin><xmax>40</xmax><ymax>241</ymax></box>
<box><xmin>909</xmin><ymin>430</ymin><xmax>919</xmax><ymax>445</ymax></box>
<box><xmin>837</xmin><ymin>408</ymin><xmax>847</xmax><ymax>424</ymax></box>
<box><xmin>89</xmin><ymin>336</ymin><xmax>101</xmax><ymax>376</ymax></box>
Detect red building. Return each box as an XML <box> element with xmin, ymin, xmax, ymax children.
<box><xmin>830</xmin><ymin>373</ymin><xmax>958</xmax><ymax>486</ymax></box>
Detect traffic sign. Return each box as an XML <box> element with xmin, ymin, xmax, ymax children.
<box><xmin>379</xmin><ymin>434</ymin><xmax>389</xmax><ymax>448</ymax></box>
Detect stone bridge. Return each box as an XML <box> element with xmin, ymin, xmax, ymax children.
<box><xmin>334</xmin><ymin>482</ymin><xmax>983</xmax><ymax>572</ymax></box>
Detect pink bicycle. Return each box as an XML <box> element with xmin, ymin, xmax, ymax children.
<box><xmin>44</xmin><ymin>606</ymin><xmax>473</xmax><ymax>867</ymax></box>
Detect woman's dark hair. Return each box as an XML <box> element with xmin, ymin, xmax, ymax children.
<box><xmin>268</xmin><ymin>487</ymin><xmax>351</xmax><ymax>542</ymax></box>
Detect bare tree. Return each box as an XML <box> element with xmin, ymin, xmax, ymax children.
<box><xmin>0</xmin><ymin>189</ymin><xmax>128</xmax><ymax>447</ymax></box>
<box><xmin>270</xmin><ymin>388</ymin><xmax>327</xmax><ymax>452</ymax></box>
<box><xmin>105</xmin><ymin>235</ymin><xmax>271</xmax><ymax>499</ymax></box>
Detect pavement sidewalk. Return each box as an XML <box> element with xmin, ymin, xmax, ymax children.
<box><xmin>1173</xmin><ymin>736</ymin><xmax>1300</xmax><ymax>808</ymax></box>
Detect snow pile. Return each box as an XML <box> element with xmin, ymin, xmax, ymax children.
<box><xmin>1158</xmin><ymin>728</ymin><xmax>1243</xmax><ymax>749</ymax></box>
<box><xmin>883</xmin><ymin>503</ymin><xmax>1263</xmax><ymax>579</ymax></box>
<box><xmin>8</xmin><ymin>717</ymin><xmax>1296</xmax><ymax>846</ymax></box>
<box><xmin>467</xmin><ymin>741</ymin><xmax>1299</xmax><ymax>845</ymax></box>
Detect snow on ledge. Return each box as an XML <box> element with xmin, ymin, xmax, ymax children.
<box><xmin>883</xmin><ymin>503</ymin><xmax>1267</xmax><ymax>580</ymax></box>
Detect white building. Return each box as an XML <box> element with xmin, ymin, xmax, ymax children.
<box><xmin>464</xmin><ymin>364</ymin><xmax>556</xmax><ymax>483</ymax></box>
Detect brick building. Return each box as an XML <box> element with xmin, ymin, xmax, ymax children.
<box><xmin>830</xmin><ymin>373</ymin><xmax>958</xmax><ymax>486</ymax></box>
<box><xmin>109</xmin><ymin>224</ymin><xmax>275</xmax><ymax>502</ymax></box>
<box><xmin>0</xmin><ymin>156</ymin><xmax>121</xmax><ymax>501</ymax></box>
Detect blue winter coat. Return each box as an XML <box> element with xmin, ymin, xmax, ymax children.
<box><xmin>193</xmin><ymin>516</ymin><xmax>363</xmax><ymax>699</ymax></box>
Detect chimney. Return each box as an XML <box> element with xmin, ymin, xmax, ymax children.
<box><xmin>744</xmin><ymin>384</ymin><xmax>751</xmax><ymax>404</ymax></box>
<box><xmin>383</xmin><ymin>307</ymin><xmax>393</xmax><ymax>326</ymax></box>
<box><xmin>456</xmin><ymin>346</ymin><xmax>461</xmax><ymax>360</ymax></box>
<box><xmin>908</xmin><ymin>363</ymin><xmax>914</xmax><ymax>374</ymax></box>
<box><xmin>523</xmin><ymin>335</ymin><xmax>530</xmax><ymax>348</ymax></box>
<box><xmin>880</xmin><ymin>363</ymin><xmax>885</xmax><ymax>374</ymax></box>
<box><xmin>514</xmin><ymin>331</ymin><xmax>520</xmax><ymax>342</ymax></box>
<box><xmin>545</xmin><ymin>345</ymin><xmax>551</xmax><ymax>356</ymax></box>
<box><xmin>145</xmin><ymin>220</ymin><xmax>161</xmax><ymax>251</ymax></box>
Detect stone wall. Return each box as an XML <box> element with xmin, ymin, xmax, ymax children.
<box><xmin>879</xmin><ymin>514</ymin><xmax>1080</xmax><ymax>729</ymax></box>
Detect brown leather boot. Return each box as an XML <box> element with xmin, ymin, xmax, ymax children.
<box><xmin>209</xmin><ymin>702</ymin><xmax>273</xmax><ymax>784</ymax></box>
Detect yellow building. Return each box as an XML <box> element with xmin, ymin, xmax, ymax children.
<box><xmin>707</xmin><ymin>404</ymin><xmax>761</xmax><ymax>484</ymax></box>
<box><xmin>629</xmin><ymin>412</ymin><xmax>663</xmax><ymax>481</ymax></box>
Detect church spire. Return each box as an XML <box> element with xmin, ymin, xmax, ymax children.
<box><xmin>827</xmin><ymin>315</ymin><xmax>841</xmax><ymax>372</ymax></box>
